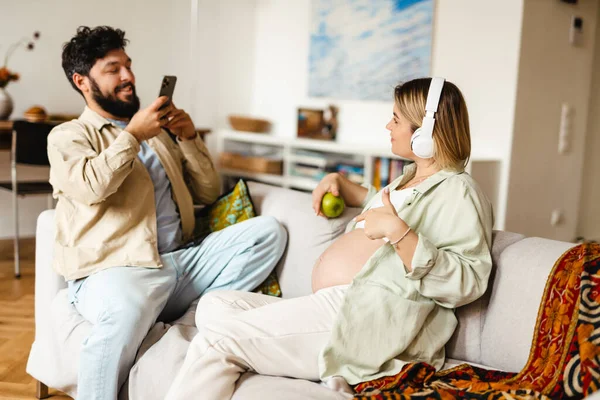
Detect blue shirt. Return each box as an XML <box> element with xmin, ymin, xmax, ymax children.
<box><xmin>110</xmin><ymin>119</ymin><xmax>183</xmax><ymax>254</ymax></box>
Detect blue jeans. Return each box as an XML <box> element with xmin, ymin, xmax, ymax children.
<box><xmin>68</xmin><ymin>216</ymin><xmax>287</xmax><ymax>400</ymax></box>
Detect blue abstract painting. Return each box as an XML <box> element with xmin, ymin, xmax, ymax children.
<box><xmin>309</xmin><ymin>0</ymin><xmax>434</xmax><ymax>101</ymax></box>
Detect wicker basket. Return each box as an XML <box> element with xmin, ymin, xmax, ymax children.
<box><xmin>228</xmin><ymin>115</ymin><xmax>271</xmax><ymax>133</ymax></box>
<box><xmin>219</xmin><ymin>152</ymin><xmax>283</xmax><ymax>175</ymax></box>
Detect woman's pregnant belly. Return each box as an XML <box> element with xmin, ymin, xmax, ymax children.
<box><xmin>311</xmin><ymin>229</ymin><xmax>385</xmax><ymax>292</ymax></box>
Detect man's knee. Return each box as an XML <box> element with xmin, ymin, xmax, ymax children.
<box><xmin>255</xmin><ymin>215</ymin><xmax>287</xmax><ymax>253</ymax></box>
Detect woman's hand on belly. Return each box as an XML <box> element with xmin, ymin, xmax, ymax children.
<box><xmin>355</xmin><ymin>189</ymin><xmax>406</xmax><ymax>240</ymax></box>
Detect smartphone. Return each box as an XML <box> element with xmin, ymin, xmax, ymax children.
<box><xmin>158</xmin><ymin>75</ymin><xmax>177</xmax><ymax>109</ymax></box>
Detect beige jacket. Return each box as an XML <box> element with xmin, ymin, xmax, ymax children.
<box><xmin>47</xmin><ymin>107</ymin><xmax>220</xmax><ymax>280</ymax></box>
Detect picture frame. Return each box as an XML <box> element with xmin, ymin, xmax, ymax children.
<box><xmin>297</xmin><ymin>106</ymin><xmax>338</xmax><ymax>141</ymax></box>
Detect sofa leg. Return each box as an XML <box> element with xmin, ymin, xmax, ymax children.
<box><xmin>36</xmin><ymin>380</ymin><xmax>49</xmax><ymax>399</ymax></box>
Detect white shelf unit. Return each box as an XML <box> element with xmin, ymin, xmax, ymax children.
<box><xmin>217</xmin><ymin>129</ymin><xmax>411</xmax><ymax>192</ymax></box>
<box><xmin>217</xmin><ymin>129</ymin><xmax>503</xmax><ymax>215</ymax></box>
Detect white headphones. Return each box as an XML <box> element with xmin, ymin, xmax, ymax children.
<box><xmin>410</xmin><ymin>77</ymin><xmax>446</xmax><ymax>159</ymax></box>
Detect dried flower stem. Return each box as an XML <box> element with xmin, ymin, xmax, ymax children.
<box><xmin>3</xmin><ymin>37</ymin><xmax>33</xmax><ymax>67</ymax></box>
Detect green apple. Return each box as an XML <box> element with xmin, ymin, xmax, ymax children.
<box><xmin>321</xmin><ymin>192</ymin><xmax>345</xmax><ymax>218</ymax></box>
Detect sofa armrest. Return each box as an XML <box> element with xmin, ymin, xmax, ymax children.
<box><xmin>247</xmin><ymin>182</ymin><xmax>362</xmax><ymax>299</ymax></box>
<box><xmin>34</xmin><ymin>210</ymin><xmax>66</xmax><ymax>341</ymax></box>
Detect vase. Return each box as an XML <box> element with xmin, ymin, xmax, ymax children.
<box><xmin>0</xmin><ymin>88</ymin><xmax>14</xmax><ymax>120</ymax></box>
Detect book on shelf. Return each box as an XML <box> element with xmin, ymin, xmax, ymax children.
<box><xmin>390</xmin><ymin>159</ymin><xmax>400</xmax><ymax>182</ymax></box>
<box><xmin>389</xmin><ymin>159</ymin><xmax>406</xmax><ymax>180</ymax></box>
<box><xmin>336</xmin><ymin>162</ymin><xmax>365</xmax><ymax>185</ymax></box>
<box><xmin>289</xmin><ymin>150</ymin><xmax>366</xmax><ymax>185</ymax></box>
<box><xmin>372</xmin><ymin>157</ymin><xmax>406</xmax><ymax>190</ymax></box>
<box><xmin>289</xmin><ymin>150</ymin><xmax>336</xmax><ymax>168</ymax></box>
<box><xmin>380</xmin><ymin>158</ymin><xmax>390</xmax><ymax>188</ymax></box>
<box><xmin>290</xmin><ymin>163</ymin><xmax>328</xmax><ymax>181</ymax></box>
<box><xmin>373</xmin><ymin>158</ymin><xmax>381</xmax><ymax>190</ymax></box>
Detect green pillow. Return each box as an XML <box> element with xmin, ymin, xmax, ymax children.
<box><xmin>196</xmin><ymin>179</ymin><xmax>282</xmax><ymax>297</ymax></box>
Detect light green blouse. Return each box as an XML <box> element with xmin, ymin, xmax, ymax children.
<box><xmin>318</xmin><ymin>163</ymin><xmax>494</xmax><ymax>385</ymax></box>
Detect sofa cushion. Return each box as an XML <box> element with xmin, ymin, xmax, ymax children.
<box><xmin>480</xmin><ymin>237</ymin><xmax>574</xmax><ymax>372</ymax></box>
<box><xmin>128</xmin><ymin>323</ymin><xmax>197</xmax><ymax>399</ymax></box>
<box><xmin>446</xmin><ymin>231</ymin><xmax>526</xmax><ymax>364</ymax></box>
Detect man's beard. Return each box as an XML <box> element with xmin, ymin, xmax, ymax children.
<box><xmin>90</xmin><ymin>77</ymin><xmax>140</xmax><ymax>119</ymax></box>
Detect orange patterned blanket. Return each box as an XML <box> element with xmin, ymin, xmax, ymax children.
<box><xmin>353</xmin><ymin>243</ymin><xmax>600</xmax><ymax>400</ymax></box>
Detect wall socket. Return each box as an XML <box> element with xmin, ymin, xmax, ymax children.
<box><xmin>551</xmin><ymin>209</ymin><xmax>564</xmax><ymax>226</ymax></box>
<box><xmin>570</xmin><ymin>16</ymin><xmax>583</xmax><ymax>46</ymax></box>
<box><xmin>558</xmin><ymin>103</ymin><xmax>573</xmax><ymax>154</ymax></box>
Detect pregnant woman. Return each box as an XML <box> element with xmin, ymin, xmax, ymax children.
<box><xmin>166</xmin><ymin>77</ymin><xmax>494</xmax><ymax>399</ymax></box>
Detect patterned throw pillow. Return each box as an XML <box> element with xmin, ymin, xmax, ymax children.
<box><xmin>207</xmin><ymin>179</ymin><xmax>256</xmax><ymax>230</ymax></box>
<box><xmin>201</xmin><ymin>179</ymin><xmax>282</xmax><ymax>297</ymax></box>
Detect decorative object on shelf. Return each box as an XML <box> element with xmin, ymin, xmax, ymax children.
<box><xmin>297</xmin><ymin>105</ymin><xmax>338</xmax><ymax>141</ymax></box>
<box><xmin>297</xmin><ymin>107</ymin><xmax>325</xmax><ymax>139</ymax></box>
<box><xmin>24</xmin><ymin>105</ymin><xmax>48</xmax><ymax>122</ymax></box>
<box><xmin>228</xmin><ymin>115</ymin><xmax>271</xmax><ymax>133</ymax></box>
<box><xmin>0</xmin><ymin>31</ymin><xmax>41</xmax><ymax>120</ymax></box>
<box><xmin>0</xmin><ymin>88</ymin><xmax>13</xmax><ymax>121</ymax></box>
<box><xmin>323</xmin><ymin>104</ymin><xmax>338</xmax><ymax>139</ymax></box>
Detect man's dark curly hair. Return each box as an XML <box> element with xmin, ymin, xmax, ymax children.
<box><xmin>62</xmin><ymin>26</ymin><xmax>129</xmax><ymax>95</ymax></box>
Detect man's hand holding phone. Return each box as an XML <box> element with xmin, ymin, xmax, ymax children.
<box><xmin>161</xmin><ymin>104</ymin><xmax>196</xmax><ymax>141</ymax></box>
<box><xmin>125</xmin><ymin>96</ymin><xmax>171</xmax><ymax>143</ymax></box>
<box><xmin>125</xmin><ymin>75</ymin><xmax>196</xmax><ymax>143</ymax></box>
<box><xmin>156</xmin><ymin>75</ymin><xmax>196</xmax><ymax>141</ymax></box>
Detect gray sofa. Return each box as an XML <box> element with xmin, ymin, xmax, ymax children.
<box><xmin>27</xmin><ymin>181</ymin><xmax>576</xmax><ymax>399</ymax></box>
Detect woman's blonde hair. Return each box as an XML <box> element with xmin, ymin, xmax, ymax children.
<box><xmin>394</xmin><ymin>78</ymin><xmax>471</xmax><ymax>171</ymax></box>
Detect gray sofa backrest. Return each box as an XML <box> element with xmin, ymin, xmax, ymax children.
<box><xmin>446</xmin><ymin>231</ymin><xmax>525</xmax><ymax>366</ymax></box>
<box><xmin>447</xmin><ymin>232</ymin><xmax>575</xmax><ymax>371</ymax></box>
<box><xmin>479</xmin><ymin>237</ymin><xmax>574</xmax><ymax>371</ymax></box>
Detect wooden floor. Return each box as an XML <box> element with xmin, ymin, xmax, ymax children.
<box><xmin>0</xmin><ymin>245</ymin><xmax>71</xmax><ymax>399</ymax></box>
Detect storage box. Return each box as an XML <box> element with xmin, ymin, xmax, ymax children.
<box><xmin>228</xmin><ymin>115</ymin><xmax>271</xmax><ymax>133</ymax></box>
<box><xmin>219</xmin><ymin>152</ymin><xmax>283</xmax><ymax>175</ymax></box>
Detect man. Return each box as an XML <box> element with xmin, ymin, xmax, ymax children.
<box><xmin>48</xmin><ymin>26</ymin><xmax>287</xmax><ymax>400</ymax></box>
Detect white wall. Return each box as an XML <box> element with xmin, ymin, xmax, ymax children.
<box><xmin>212</xmin><ymin>0</ymin><xmax>524</xmax><ymax>229</ymax></box>
<box><xmin>506</xmin><ymin>0</ymin><xmax>598</xmax><ymax>242</ymax></box>
<box><xmin>6</xmin><ymin>1</ymin><xmax>587</xmax><ymax>240</ymax></box>
<box><xmin>578</xmin><ymin>2</ymin><xmax>600</xmax><ymax>242</ymax></box>
<box><xmin>0</xmin><ymin>0</ymin><xmax>197</xmax><ymax>238</ymax></box>
<box><xmin>241</xmin><ymin>0</ymin><xmax>524</xmax><ymax>154</ymax></box>
<box><xmin>432</xmin><ymin>0</ymin><xmax>523</xmax><ymax>230</ymax></box>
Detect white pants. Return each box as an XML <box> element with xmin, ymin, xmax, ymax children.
<box><xmin>165</xmin><ymin>286</ymin><xmax>349</xmax><ymax>400</ymax></box>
